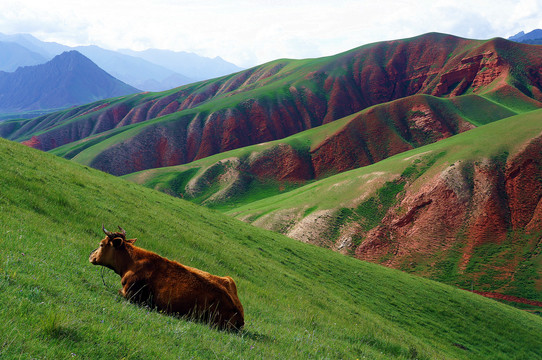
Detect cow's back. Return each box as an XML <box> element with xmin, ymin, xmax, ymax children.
<box><xmin>151</xmin><ymin>258</ymin><xmax>244</xmax><ymax>329</ymax></box>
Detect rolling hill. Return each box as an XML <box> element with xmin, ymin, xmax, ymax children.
<box><xmin>2</xmin><ymin>32</ymin><xmax>542</xmax><ymax>306</ymax></box>
<box><xmin>1</xmin><ymin>135</ymin><xmax>541</xmax><ymax>359</ymax></box>
<box><xmin>124</xmin><ymin>104</ymin><xmax>542</xmax><ymax>303</ymax></box>
<box><xmin>226</xmin><ymin>109</ymin><xmax>542</xmax><ymax>302</ymax></box>
<box><xmin>0</xmin><ymin>51</ymin><xmax>139</xmax><ymax>113</ymax></box>
<box><xmin>121</xmin><ymin>92</ymin><xmax>514</xmax><ymax>204</ymax></box>
<box><xmin>1</xmin><ymin>33</ymin><xmax>541</xmax><ymax>176</ymax></box>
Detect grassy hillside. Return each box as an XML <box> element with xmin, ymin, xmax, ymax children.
<box><xmin>1</xmin><ymin>138</ymin><xmax>542</xmax><ymax>359</ymax></box>
<box><xmin>227</xmin><ymin>109</ymin><xmax>542</xmax><ymax>219</ymax></box>
<box><xmin>121</xmin><ymin>93</ymin><xmax>519</xmax><ymax>209</ymax></box>
<box><xmin>223</xmin><ymin>109</ymin><xmax>542</xmax><ymax>301</ymax></box>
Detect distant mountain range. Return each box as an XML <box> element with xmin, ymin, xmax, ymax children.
<box><xmin>508</xmin><ymin>29</ymin><xmax>542</xmax><ymax>44</ymax></box>
<box><xmin>118</xmin><ymin>48</ymin><xmax>244</xmax><ymax>82</ymax></box>
<box><xmin>0</xmin><ymin>41</ymin><xmax>47</xmax><ymax>72</ymax></box>
<box><xmin>0</xmin><ymin>51</ymin><xmax>139</xmax><ymax>113</ymax></box>
<box><xmin>0</xmin><ymin>33</ymin><xmax>243</xmax><ymax>91</ymax></box>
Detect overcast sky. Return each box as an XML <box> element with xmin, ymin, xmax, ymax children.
<box><xmin>0</xmin><ymin>0</ymin><xmax>540</xmax><ymax>68</ymax></box>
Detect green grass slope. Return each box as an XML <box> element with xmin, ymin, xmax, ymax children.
<box><xmin>1</xmin><ymin>138</ymin><xmax>542</xmax><ymax>359</ymax></box>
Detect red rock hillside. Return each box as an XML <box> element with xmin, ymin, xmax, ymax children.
<box><xmin>1</xmin><ymin>33</ymin><xmax>541</xmax><ymax>176</ymax></box>
<box><xmin>350</xmin><ymin>134</ymin><xmax>542</xmax><ymax>299</ymax></box>
<box><xmin>161</xmin><ymin>93</ymin><xmax>510</xmax><ymax>202</ymax></box>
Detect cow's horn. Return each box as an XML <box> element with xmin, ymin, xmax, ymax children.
<box><xmin>102</xmin><ymin>224</ymin><xmax>113</xmax><ymax>236</ymax></box>
<box><xmin>118</xmin><ymin>226</ymin><xmax>126</xmax><ymax>236</ymax></box>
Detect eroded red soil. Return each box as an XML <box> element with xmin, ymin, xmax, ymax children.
<box><xmin>351</xmin><ymin>135</ymin><xmax>542</xmax><ymax>299</ymax></box>
<box><xmin>468</xmin><ymin>290</ymin><xmax>542</xmax><ymax>307</ymax></box>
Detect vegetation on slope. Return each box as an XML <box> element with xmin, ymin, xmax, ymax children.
<box><xmin>1</xmin><ymin>138</ymin><xmax>542</xmax><ymax>359</ymax></box>
<box><xmin>224</xmin><ymin>109</ymin><xmax>542</xmax><ymax>303</ymax></box>
<box><xmin>122</xmin><ymin>92</ymin><xmax>518</xmax><ymax>208</ymax></box>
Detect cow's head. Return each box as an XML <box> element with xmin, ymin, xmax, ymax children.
<box><xmin>89</xmin><ymin>225</ymin><xmax>136</xmax><ymax>273</ymax></box>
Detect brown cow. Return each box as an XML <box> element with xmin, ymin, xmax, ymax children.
<box><xmin>89</xmin><ymin>225</ymin><xmax>244</xmax><ymax>330</ymax></box>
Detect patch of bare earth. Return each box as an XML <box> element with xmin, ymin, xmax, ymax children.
<box><xmin>287</xmin><ymin>209</ymin><xmax>335</xmax><ymax>247</ymax></box>
<box><xmin>252</xmin><ymin>208</ymin><xmax>304</xmax><ymax>235</ymax></box>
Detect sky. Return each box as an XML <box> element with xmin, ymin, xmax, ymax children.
<box><xmin>0</xmin><ymin>0</ymin><xmax>541</xmax><ymax>68</ymax></box>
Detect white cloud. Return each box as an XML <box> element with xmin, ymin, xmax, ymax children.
<box><xmin>0</xmin><ymin>0</ymin><xmax>540</xmax><ymax>67</ymax></box>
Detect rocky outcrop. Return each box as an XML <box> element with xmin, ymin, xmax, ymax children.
<box><xmin>310</xmin><ymin>95</ymin><xmax>475</xmax><ymax>178</ymax></box>
<box><xmin>505</xmin><ymin>136</ymin><xmax>542</xmax><ymax>231</ymax></box>
<box><xmin>355</xmin><ymin>165</ymin><xmax>468</xmax><ymax>264</ymax></box>
<box><xmin>432</xmin><ymin>51</ymin><xmax>508</xmax><ymax>96</ymax></box>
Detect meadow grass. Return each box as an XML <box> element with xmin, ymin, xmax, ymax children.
<box><xmin>1</xmin><ymin>135</ymin><xmax>542</xmax><ymax>359</ymax></box>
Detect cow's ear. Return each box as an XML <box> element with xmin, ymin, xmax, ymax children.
<box><xmin>112</xmin><ymin>237</ymin><xmax>123</xmax><ymax>248</ymax></box>
<box><xmin>127</xmin><ymin>238</ymin><xmax>137</xmax><ymax>244</ymax></box>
